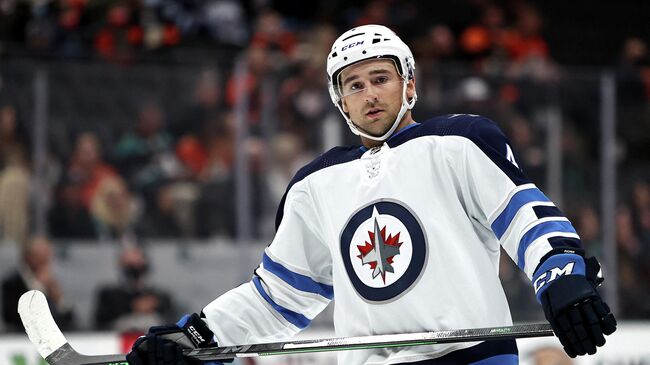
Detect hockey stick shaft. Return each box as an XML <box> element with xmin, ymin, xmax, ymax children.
<box><xmin>19</xmin><ymin>290</ymin><xmax>554</xmax><ymax>364</ymax></box>
<box><xmin>41</xmin><ymin>323</ymin><xmax>555</xmax><ymax>364</ymax></box>
<box><xmin>185</xmin><ymin>323</ymin><xmax>553</xmax><ymax>361</ymax></box>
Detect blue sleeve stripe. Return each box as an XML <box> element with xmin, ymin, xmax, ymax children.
<box><xmin>252</xmin><ymin>276</ymin><xmax>311</xmax><ymax>329</ymax></box>
<box><xmin>517</xmin><ymin>220</ymin><xmax>577</xmax><ymax>269</ymax></box>
<box><xmin>492</xmin><ymin>188</ymin><xmax>551</xmax><ymax>239</ymax></box>
<box><xmin>263</xmin><ymin>253</ymin><xmax>334</xmax><ymax>300</ymax></box>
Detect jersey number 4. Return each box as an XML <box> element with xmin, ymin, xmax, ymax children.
<box><xmin>506</xmin><ymin>144</ymin><xmax>519</xmax><ymax>168</ymax></box>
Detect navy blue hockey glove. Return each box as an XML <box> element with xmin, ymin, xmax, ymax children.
<box><xmin>534</xmin><ymin>254</ymin><xmax>617</xmax><ymax>358</ymax></box>
<box><xmin>126</xmin><ymin>313</ymin><xmax>229</xmax><ymax>365</ymax></box>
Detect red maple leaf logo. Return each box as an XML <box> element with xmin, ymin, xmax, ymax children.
<box><xmin>357</xmin><ymin>225</ymin><xmax>402</xmax><ymax>283</ymax></box>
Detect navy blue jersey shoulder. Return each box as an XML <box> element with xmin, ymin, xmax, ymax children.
<box><xmin>388</xmin><ymin>114</ymin><xmax>532</xmax><ymax>186</ymax></box>
<box><xmin>275</xmin><ymin>146</ymin><xmax>364</xmax><ymax>230</ymax></box>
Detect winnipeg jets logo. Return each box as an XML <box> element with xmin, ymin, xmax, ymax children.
<box><xmin>341</xmin><ymin>200</ymin><xmax>427</xmax><ymax>302</ymax></box>
<box><xmin>357</xmin><ymin>208</ymin><xmax>403</xmax><ymax>283</ymax></box>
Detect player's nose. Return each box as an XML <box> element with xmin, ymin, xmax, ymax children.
<box><xmin>364</xmin><ymin>85</ymin><xmax>380</xmax><ymax>103</ymax></box>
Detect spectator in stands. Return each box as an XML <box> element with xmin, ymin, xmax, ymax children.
<box><xmin>114</xmin><ymin>102</ymin><xmax>175</xmax><ymax>185</ymax></box>
<box><xmin>503</xmin><ymin>3</ymin><xmax>558</xmax><ymax>82</ymax></box>
<box><xmin>277</xmin><ymin>54</ymin><xmax>331</xmax><ymax>146</ymax></box>
<box><xmin>560</xmin><ymin>122</ymin><xmax>598</xmax><ymax>206</ymax></box>
<box><xmin>174</xmin><ymin>107</ymin><xmax>238</xmax><ymax>238</ymax></box>
<box><xmin>504</xmin><ymin>3</ymin><xmax>548</xmax><ymax>61</ymax></box>
<box><xmin>1</xmin><ymin>235</ymin><xmax>75</xmax><ymax>332</ymax></box>
<box><xmin>55</xmin><ymin>0</ymin><xmax>87</xmax><ymax>57</ymax></box>
<box><xmin>113</xmin><ymin>101</ymin><xmax>181</xmax><ymax>214</ymax></box>
<box><xmin>250</xmin><ymin>10</ymin><xmax>296</xmax><ymax>59</ymax></box>
<box><xmin>266</xmin><ymin>132</ymin><xmax>313</xmax><ymax>210</ymax></box>
<box><xmin>223</xmin><ymin>11</ymin><xmax>291</xmax><ymax>135</ymax></box>
<box><xmin>459</xmin><ymin>3</ymin><xmax>508</xmax><ymax>68</ymax></box>
<box><xmin>198</xmin><ymin>0</ymin><xmax>249</xmax><ymax>47</ymax></box>
<box><xmin>171</xmin><ymin>68</ymin><xmax>225</xmax><ymax>141</ymax></box>
<box><xmin>66</xmin><ymin>132</ymin><xmax>119</xmax><ymax>208</ymax></box>
<box><xmin>53</xmin><ymin>131</ymin><xmax>135</xmax><ymax>239</ymax></box>
<box><xmin>184</xmin><ymin>110</ymin><xmax>267</xmax><ymax>238</ymax></box>
<box><xmin>90</xmin><ymin>174</ymin><xmax>139</xmax><ymax>239</ymax></box>
<box><xmin>291</xmin><ymin>24</ymin><xmax>337</xmax><ymax>67</ymax></box>
<box><xmin>49</xmin><ymin>178</ymin><xmax>96</xmax><ymax>239</ymax></box>
<box><xmin>624</xmin><ymin>181</ymin><xmax>650</xmax><ymax>319</ymax></box>
<box><xmin>197</xmin><ymin>116</ymin><xmax>237</xmax><ymax>183</ymax></box>
<box><xmin>452</xmin><ymin>76</ymin><xmax>493</xmax><ymax>115</ymax></box>
<box><xmin>0</xmin><ymin>149</ymin><xmax>30</xmax><ymax>246</ymax></box>
<box><xmin>351</xmin><ymin>0</ymin><xmax>391</xmax><ymax>28</ymax></box>
<box><xmin>276</xmin><ymin>24</ymin><xmax>337</xmax><ymax>146</ymax></box>
<box><xmin>420</xmin><ymin>24</ymin><xmax>457</xmax><ymax>62</ymax></box>
<box><xmin>0</xmin><ymin>105</ymin><xmax>30</xmax><ymax>245</ymax></box>
<box><xmin>23</xmin><ymin>1</ymin><xmax>58</xmax><ymax>52</ymax></box>
<box><xmin>0</xmin><ymin>104</ymin><xmax>30</xmax><ymax>168</ymax></box>
<box><xmin>412</xmin><ymin>24</ymin><xmax>459</xmax><ymax>113</ymax></box>
<box><xmin>504</xmin><ymin>115</ymin><xmax>545</xmax><ymax>184</ymax></box>
<box><xmin>93</xmin><ymin>2</ymin><xmax>144</xmax><ymax>62</ymax></box>
<box><xmin>139</xmin><ymin>9</ymin><xmax>181</xmax><ymax>52</ymax></box>
<box><xmin>135</xmin><ymin>184</ymin><xmax>184</xmax><ymax>239</ymax></box>
<box><xmin>193</xmin><ymin>115</ymin><xmax>237</xmax><ymax>238</ymax></box>
<box><xmin>224</xmin><ymin>44</ymin><xmax>272</xmax><ymax>129</ymax></box>
<box><xmin>0</xmin><ymin>1</ymin><xmax>30</xmax><ymax>45</ymax></box>
<box><xmin>153</xmin><ymin>0</ymin><xmax>249</xmax><ymax>48</ymax></box>
<box><xmin>616</xmin><ymin>204</ymin><xmax>650</xmax><ymax>318</ymax></box>
<box><xmin>94</xmin><ymin>244</ymin><xmax>174</xmax><ymax>331</ymax></box>
<box><xmin>617</xmin><ymin>37</ymin><xmax>648</xmax><ymax>107</ymax></box>
<box><xmin>617</xmin><ymin>205</ymin><xmax>640</xmax><ymax>256</ymax></box>
<box><xmin>575</xmin><ymin>205</ymin><xmax>603</xmax><ymax>258</ymax></box>
<box><xmin>617</xmin><ymin>37</ymin><xmax>650</xmax><ymax>160</ymax></box>
<box><xmin>632</xmin><ymin>180</ymin><xmax>650</xmax><ymax>244</ymax></box>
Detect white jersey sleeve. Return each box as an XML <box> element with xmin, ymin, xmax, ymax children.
<box><xmin>202</xmin><ymin>172</ymin><xmax>333</xmax><ymax>345</ymax></box>
<box><xmin>445</xmin><ymin>115</ymin><xmax>582</xmax><ymax>279</ymax></box>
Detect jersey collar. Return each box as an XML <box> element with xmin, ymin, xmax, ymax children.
<box><xmin>358</xmin><ymin>122</ymin><xmax>421</xmax><ymax>152</ymax></box>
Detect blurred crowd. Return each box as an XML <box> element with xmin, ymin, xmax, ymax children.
<box><xmin>1</xmin><ymin>0</ymin><xmax>650</xmax><ymax>333</ymax></box>
<box><xmin>2</xmin><ymin>235</ymin><xmax>175</xmax><ymax>333</ymax></box>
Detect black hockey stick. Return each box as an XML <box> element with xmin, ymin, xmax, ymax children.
<box><xmin>19</xmin><ymin>290</ymin><xmax>554</xmax><ymax>365</ymax></box>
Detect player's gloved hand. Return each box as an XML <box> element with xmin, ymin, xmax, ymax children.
<box><xmin>126</xmin><ymin>313</ymin><xmax>229</xmax><ymax>365</ymax></box>
<box><xmin>534</xmin><ymin>254</ymin><xmax>617</xmax><ymax>358</ymax></box>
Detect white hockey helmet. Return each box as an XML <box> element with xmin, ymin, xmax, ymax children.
<box><xmin>327</xmin><ymin>24</ymin><xmax>417</xmax><ymax>141</ymax></box>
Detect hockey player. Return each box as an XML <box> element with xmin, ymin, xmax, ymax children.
<box><xmin>127</xmin><ymin>24</ymin><xmax>616</xmax><ymax>365</ymax></box>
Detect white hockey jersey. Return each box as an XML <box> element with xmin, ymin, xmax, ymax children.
<box><xmin>202</xmin><ymin>114</ymin><xmax>581</xmax><ymax>364</ymax></box>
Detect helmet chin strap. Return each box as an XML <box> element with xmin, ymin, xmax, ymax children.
<box><xmin>343</xmin><ymin>78</ymin><xmax>414</xmax><ymax>142</ymax></box>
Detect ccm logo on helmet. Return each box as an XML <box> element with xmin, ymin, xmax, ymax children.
<box><xmin>342</xmin><ymin>41</ymin><xmax>365</xmax><ymax>52</ymax></box>
<box><xmin>534</xmin><ymin>262</ymin><xmax>575</xmax><ymax>293</ymax></box>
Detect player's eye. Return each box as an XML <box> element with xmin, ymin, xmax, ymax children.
<box><xmin>349</xmin><ymin>82</ymin><xmax>364</xmax><ymax>91</ymax></box>
<box><xmin>374</xmin><ymin>76</ymin><xmax>389</xmax><ymax>84</ymax></box>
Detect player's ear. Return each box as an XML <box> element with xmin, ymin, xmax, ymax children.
<box><xmin>406</xmin><ymin>78</ymin><xmax>416</xmax><ymax>100</ymax></box>
<box><xmin>341</xmin><ymin>98</ymin><xmax>349</xmax><ymax>113</ymax></box>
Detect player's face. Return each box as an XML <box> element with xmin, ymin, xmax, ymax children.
<box><xmin>340</xmin><ymin>59</ymin><xmax>415</xmax><ymax>139</ymax></box>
